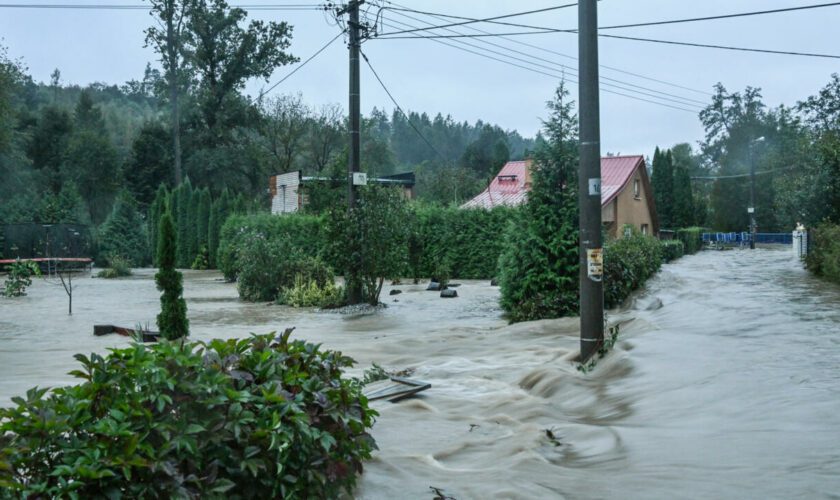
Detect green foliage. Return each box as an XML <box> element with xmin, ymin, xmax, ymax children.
<box><xmin>191</xmin><ymin>245</ymin><xmax>210</xmax><ymax>270</ymax></box>
<box><xmin>218</xmin><ymin>212</ymin><xmax>326</xmax><ymax>281</ymax></box>
<box><xmin>148</xmin><ymin>184</ymin><xmax>169</xmax><ymax>267</ymax></box>
<box><xmin>805</xmin><ymin>224</ymin><xmax>840</xmax><ymax>284</ymax></box>
<box><xmin>97</xmin><ymin>255</ymin><xmax>133</xmax><ymax>279</ymax></box>
<box><xmin>651</xmin><ymin>147</ymin><xmax>675</xmax><ymax>229</ymax></box>
<box><xmin>499</xmin><ymin>81</ymin><xmax>579</xmax><ymax>322</ymax></box>
<box><xmin>0</xmin><ymin>331</ymin><xmax>377</xmax><ymax>498</ymax></box>
<box><xmin>279</xmin><ymin>274</ymin><xmax>345</xmax><ymax>308</ymax></box>
<box><xmin>603</xmin><ymin>228</ymin><xmax>663</xmax><ymax>308</ymax></box>
<box><xmin>96</xmin><ymin>192</ymin><xmax>149</xmax><ymax>267</ymax></box>
<box><xmin>675</xmin><ymin>227</ymin><xmax>704</xmax><ymax>254</ymax></box>
<box><xmin>155</xmin><ymin>212</ymin><xmax>188</xmax><ymax>340</ymax></box>
<box><xmin>125</xmin><ymin>121</ymin><xmax>173</xmax><ymax>206</ymax></box>
<box><xmin>2</xmin><ymin>259</ymin><xmax>41</xmax><ymax>297</ymax></box>
<box><xmin>325</xmin><ymin>185</ymin><xmax>410</xmax><ymax>305</ymax></box>
<box><xmin>660</xmin><ymin>240</ymin><xmax>685</xmax><ymax>263</ymax></box>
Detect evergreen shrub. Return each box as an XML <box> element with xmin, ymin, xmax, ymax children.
<box><xmin>97</xmin><ymin>192</ymin><xmax>149</xmax><ymax>267</ymax></box>
<box><xmin>675</xmin><ymin>227</ymin><xmax>704</xmax><ymax>254</ymax></box>
<box><xmin>155</xmin><ymin>212</ymin><xmax>188</xmax><ymax>340</ymax></box>
<box><xmin>603</xmin><ymin>228</ymin><xmax>663</xmax><ymax>308</ymax></box>
<box><xmin>805</xmin><ymin>223</ymin><xmax>840</xmax><ymax>284</ymax></box>
<box><xmin>0</xmin><ymin>331</ymin><xmax>378</xmax><ymax>498</ymax></box>
<box><xmin>660</xmin><ymin>240</ymin><xmax>685</xmax><ymax>263</ymax></box>
<box><xmin>236</xmin><ymin>236</ymin><xmax>333</xmax><ymax>303</ymax></box>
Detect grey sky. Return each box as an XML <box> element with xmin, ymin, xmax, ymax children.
<box><xmin>1</xmin><ymin>0</ymin><xmax>838</xmax><ymax>158</ymax></box>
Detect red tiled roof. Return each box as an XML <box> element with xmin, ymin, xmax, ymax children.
<box><xmin>460</xmin><ymin>160</ymin><xmax>532</xmax><ymax>209</ymax></box>
<box><xmin>461</xmin><ymin>155</ymin><xmax>647</xmax><ymax>209</ymax></box>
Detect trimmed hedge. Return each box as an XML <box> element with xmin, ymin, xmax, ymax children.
<box><xmin>0</xmin><ymin>331</ymin><xmax>377</xmax><ymax>498</ymax></box>
<box><xmin>675</xmin><ymin>227</ymin><xmax>703</xmax><ymax>254</ymax></box>
<box><xmin>660</xmin><ymin>239</ymin><xmax>685</xmax><ymax>263</ymax></box>
<box><xmin>218</xmin><ymin>213</ymin><xmax>328</xmax><ymax>281</ymax></box>
<box><xmin>603</xmin><ymin>229</ymin><xmax>663</xmax><ymax>308</ymax></box>
<box><xmin>805</xmin><ymin>223</ymin><xmax>840</xmax><ymax>284</ymax></box>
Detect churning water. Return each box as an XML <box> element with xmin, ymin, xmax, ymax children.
<box><xmin>1</xmin><ymin>248</ymin><xmax>839</xmax><ymax>499</ymax></box>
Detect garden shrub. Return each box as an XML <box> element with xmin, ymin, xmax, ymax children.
<box><xmin>0</xmin><ymin>331</ymin><xmax>378</xmax><ymax>498</ymax></box>
<box><xmin>603</xmin><ymin>227</ymin><xmax>663</xmax><ymax>308</ymax></box>
<box><xmin>2</xmin><ymin>259</ymin><xmax>40</xmax><ymax>297</ymax></box>
<box><xmin>279</xmin><ymin>274</ymin><xmax>345</xmax><ymax>308</ymax></box>
<box><xmin>96</xmin><ymin>192</ymin><xmax>149</xmax><ymax>268</ymax></box>
<box><xmin>237</xmin><ymin>236</ymin><xmax>334</xmax><ymax>303</ymax></box>
<box><xmin>675</xmin><ymin>226</ymin><xmax>704</xmax><ymax>254</ymax></box>
<box><xmin>218</xmin><ymin>213</ymin><xmax>326</xmax><ymax>282</ymax></box>
<box><xmin>805</xmin><ymin>223</ymin><xmax>840</xmax><ymax>284</ymax></box>
<box><xmin>325</xmin><ymin>185</ymin><xmax>409</xmax><ymax>305</ymax></box>
<box><xmin>97</xmin><ymin>254</ymin><xmax>132</xmax><ymax>278</ymax></box>
<box><xmin>660</xmin><ymin>239</ymin><xmax>685</xmax><ymax>263</ymax></box>
<box><xmin>156</xmin><ymin>212</ymin><xmax>188</xmax><ymax>340</ymax></box>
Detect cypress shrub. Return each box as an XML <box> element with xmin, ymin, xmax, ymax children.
<box><xmin>155</xmin><ymin>212</ymin><xmax>188</xmax><ymax>339</ymax></box>
<box><xmin>197</xmin><ymin>188</ymin><xmax>211</xmax><ymax>256</ymax></box>
<box><xmin>175</xmin><ymin>180</ymin><xmax>192</xmax><ymax>268</ymax></box>
<box><xmin>97</xmin><ymin>192</ymin><xmax>149</xmax><ymax>267</ymax></box>
<box><xmin>148</xmin><ymin>184</ymin><xmax>169</xmax><ymax>266</ymax></box>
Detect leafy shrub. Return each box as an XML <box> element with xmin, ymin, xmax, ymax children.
<box><xmin>218</xmin><ymin>213</ymin><xmax>326</xmax><ymax>282</ymax></box>
<box><xmin>97</xmin><ymin>254</ymin><xmax>133</xmax><ymax>278</ymax></box>
<box><xmin>2</xmin><ymin>259</ymin><xmax>41</xmax><ymax>297</ymax></box>
<box><xmin>325</xmin><ymin>185</ymin><xmax>409</xmax><ymax>305</ymax></box>
<box><xmin>660</xmin><ymin>240</ymin><xmax>685</xmax><ymax>263</ymax></box>
<box><xmin>805</xmin><ymin>223</ymin><xmax>840</xmax><ymax>284</ymax></box>
<box><xmin>0</xmin><ymin>331</ymin><xmax>378</xmax><ymax>498</ymax></box>
<box><xmin>237</xmin><ymin>236</ymin><xmax>334</xmax><ymax>303</ymax></box>
<box><xmin>675</xmin><ymin>226</ymin><xmax>704</xmax><ymax>254</ymax></box>
<box><xmin>191</xmin><ymin>245</ymin><xmax>209</xmax><ymax>270</ymax></box>
<box><xmin>279</xmin><ymin>274</ymin><xmax>345</xmax><ymax>308</ymax></box>
<box><xmin>603</xmin><ymin>227</ymin><xmax>663</xmax><ymax>308</ymax></box>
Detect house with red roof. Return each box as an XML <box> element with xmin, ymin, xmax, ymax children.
<box><xmin>461</xmin><ymin>155</ymin><xmax>659</xmax><ymax>238</ymax></box>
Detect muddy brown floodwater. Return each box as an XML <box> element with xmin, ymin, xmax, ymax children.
<box><xmin>1</xmin><ymin>247</ymin><xmax>840</xmax><ymax>499</ymax></box>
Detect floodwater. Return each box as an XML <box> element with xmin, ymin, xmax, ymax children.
<box><xmin>1</xmin><ymin>248</ymin><xmax>839</xmax><ymax>499</ymax></box>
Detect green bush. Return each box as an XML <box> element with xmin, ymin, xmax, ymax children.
<box><xmin>156</xmin><ymin>212</ymin><xmax>188</xmax><ymax>340</ymax></box>
<box><xmin>805</xmin><ymin>223</ymin><xmax>840</xmax><ymax>284</ymax></box>
<box><xmin>97</xmin><ymin>254</ymin><xmax>133</xmax><ymax>278</ymax></box>
<box><xmin>191</xmin><ymin>245</ymin><xmax>209</xmax><ymax>270</ymax></box>
<box><xmin>279</xmin><ymin>274</ymin><xmax>345</xmax><ymax>308</ymax></box>
<box><xmin>660</xmin><ymin>240</ymin><xmax>685</xmax><ymax>263</ymax></box>
<box><xmin>675</xmin><ymin>226</ymin><xmax>704</xmax><ymax>254</ymax></box>
<box><xmin>0</xmin><ymin>331</ymin><xmax>378</xmax><ymax>498</ymax></box>
<box><xmin>237</xmin><ymin>236</ymin><xmax>334</xmax><ymax>303</ymax></box>
<box><xmin>603</xmin><ymin>228</ymin><xmax>663</xmax><ymax>308</ymax></box>
<box><xmin>97</xmin><ymin>192</ymin><xmax>149</xmax><ymax>268</ymax></box>
<box><xmin>218</xmin><ymin>213</ymin><xmax>326</xmax><ymax>282</ymax></box>
<box><xmin>2</xmin><ymin>259</ymin><xmax>41</xmax><ymax>297</ymax></box>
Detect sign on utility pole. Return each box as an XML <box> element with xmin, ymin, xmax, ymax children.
<box><xmin>578</xmin><ymin>0</ymin><xmax>605</xmax><ymax>362</ymax></box>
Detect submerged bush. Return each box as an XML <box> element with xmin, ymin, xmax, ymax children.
<box><xmin>0</xmin><ymin>331</ymin><xmax>378</xmax><ymax>498</ymax></box>
<box><xmin>675</xmin><ymin>226</ymin><xmax>703</xmax><ymax>254</ymax></box>
<box><xmin>237</xmin><ymin>236</ymin><xmax>334</xmax><ymax>303</ymax></box>
<box><xmin>660</xmin><ymin>239</ymin><xmax>685</xmax><ymax>263</ymax></box>
<box><xmin>2</xmin><ymin>259</ymin><xmax>41</xmax><ymax>297</ymax></box>
<box><xmin>279</xmin><ymin>274</ymin><xmax>345</xmax><ymax>308</ymax></box>
<box><xmin>97</xmin><ymin>254</ymin><xmax>133</xmax><ymax>278</ymax></box>
<box><xmin>603</xmin><ymin>228</ymin><xmax>663</xmax><ymax>308</ymax></box>
<box><xmin>805</xmin><ymin>223</ymin><xmax>840</xmax><ymax>284</ymax></box>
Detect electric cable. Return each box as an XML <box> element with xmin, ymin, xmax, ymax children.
<box><xmin>258</xmin><ymin>29</ymin><xmax>345</xmax><ymax>99</ymax></box>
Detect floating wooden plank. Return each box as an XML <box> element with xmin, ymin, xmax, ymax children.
<box><xmin>363</xmin><ymin>376</ymin><xmax>431</xmax><ymax>402</ymax></box>
<box><xmin>94</xmin><ymin>325</ymin><xmax>160</xmax><ymax>343</ymax></box>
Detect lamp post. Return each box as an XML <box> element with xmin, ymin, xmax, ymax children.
<box><xmin>748</xmin><ymin>136</ymin><xmax>765</xmax><ymax>250</ymax></box>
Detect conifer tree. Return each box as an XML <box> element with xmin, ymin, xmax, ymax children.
<box><xmin>98</xmin><ymin>191</ymin><xmax>149</xmax><ymax>267</ymax></box>
<box><xmin>672</xmin><ymin>162</ymin><xmax>695</xmax><ymax>228</ymax></box>
<box><xmin>651</xmin><ymin>147</ymin><xmax>675</xmax><ymax>229</ymax></box>
<box><xmin>175</xmin><ymin>179</ymin><xmax>192</xmax><ymax>267</ymax></box>
<box><xmin>155</xmin><ymin>211</ymin><xmax>189</xmax><ymax>339</ymax></box>
<box><xmin>197</xmin><ymin>187</ymin><xmax>211</xmax><ymax>254</ymax></box>
<box><xmin>498</xmin><ymin>81</ymin><xmax>579</xmax><ymax>322</ymax></box>
<box><xmin>148</xmin><ymin>184</ymin><xmax>169</xmax><ymax>266</ymax></box>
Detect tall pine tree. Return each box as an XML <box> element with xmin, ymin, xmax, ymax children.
<box><xmin>672</xmin><ymin>161</ymin><xmax>695</xmax><ymax>228</ymax></box>
<box><xmin>651</xmin><ymin>147</ymin><xmax>675</xmax><ymax>229</ymax></box>
<box><xmin>498</xmin><ymin>81</ymin><xmax>579</xmax><ymax>322</ymax></box>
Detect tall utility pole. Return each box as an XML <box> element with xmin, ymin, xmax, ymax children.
<box><xmin>339</xmin><ymin>0</ymin><xmax>364</xmax><ymax>304</ymax></box>
<box><xmin>578</xmin><ymin>0</ymin><xmax>604</xmax><ymax>362</ymax></box>
<box><xmin>748</xmin><ymin>136</ymin><xmax>764</xmax><ymax>250</ymax></box>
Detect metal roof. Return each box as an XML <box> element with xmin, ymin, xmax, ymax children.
<box><xmin>600</xmin><ymin>155</ymin><xmax>646</xmax><ymax>205</ymax></box>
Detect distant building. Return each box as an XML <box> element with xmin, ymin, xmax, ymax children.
<box><xmin>269</xmin><ymin>170</ymin><xmax>416</xmax><ymax>214</ymax></box>
<box><xmin>461</xmin><ymin>155</ymin><xmax>659</xmax><ymax>238</ymax></box>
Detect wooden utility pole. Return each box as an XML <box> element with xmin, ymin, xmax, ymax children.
<box><xmin>578</xmin><ymin>0</ymin><xmax>605</xmax><ymax>362</ymax></box>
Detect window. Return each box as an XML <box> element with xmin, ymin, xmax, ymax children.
<box><xmin>633</xmin><ymin>178</ymin><xmax>640</xmax><ymax>199</ymax></box>
<box><xmin>641</xmin><ymin>224</ymin><xmax>649</xmax><ymax>235</ymax></box>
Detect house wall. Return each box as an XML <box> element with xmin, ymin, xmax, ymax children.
<box><xmin>270</xmin><ymin>171</ymin><xmax>301</xmax><ymax>214</ymax></box>
<box><xmin>612</xmin><ymin>168</ymin><xmax>655</xmax><ymax>236</ymax></box>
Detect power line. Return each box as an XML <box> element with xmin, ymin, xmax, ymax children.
<box><xmin>374</xmin><ymin>2</ymin><xmax>578</xmax><ymax>37</ymax></box>
<box><xmin>382</xmin><ymin>1</ymin><xmax>710</xmax><ymax>96</ymax></box>
<box><xmin>258</xmin><ymin>29</ymin><xmax>345</xmax><ymax>99</ymax></box>
<box><xmin>376</xmin><ymin>16</ymin><xmax>701</xmax><ymax>113</ymax></box>
<box><xmin>0</xmin><ymin>3</ymin><xmax>325</xmax><ymax>10</ymax></box>
<box><xmin>383</xmin><ymin>7</ymin><xmax>707</xmax><ymax>107</ymax></box>
<box><xmin>359</xmin><ymin>48</ymin><xmax>449</xmax><ymax>164</ymax></box>
<box><xmin>599</xmin><ymin>33</ymin><xmax>840</xmax><ymax>60</ymax></box>
<box><xmin>691</xmin><ymin>166</ymin><xmax>797</xmax><ymax>180</ymax></box>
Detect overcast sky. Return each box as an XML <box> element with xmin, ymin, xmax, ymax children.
<box><xmin>1</xmin><ymin>0</ymin><xmax>838</xmax><ymax>157</ymax></box>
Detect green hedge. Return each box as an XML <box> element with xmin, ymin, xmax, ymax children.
<box><xmin>0</xmin><ymin>332</ymin><xmax>377</xmax><ymax>498</ymax></box>
<box><xmin>805</xmin><ymin>223</ymin><xmax>840</xmax><ymax>284</ymax></box>
<box><xmin>660</xmin><ymin>239</ymin><xmax>685</xmax><ymax>263</ymax></box>
<box><xmin>675</xmin><ymin>227</ymin><xmax>703</xmax><ymax>254</ymax></box>
<box><xmin>217</xmin><ymin>213</ymin><xmax>328</xmax><ymax>281</ymax></box>
<box><xmin>604</xmin><ymin>230</ymin><xmax>663</xmax><ymax>308</ymax></box>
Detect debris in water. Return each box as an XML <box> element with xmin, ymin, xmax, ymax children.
<box><xmin>390</xmin><ymin>289</ymin><xmax>402</xmax><ymax>295</ymax></box>
<box><xmin>430</xmin><ymin>486</ymin><xmax>457</xmax><ymax>500</ymax></box>
<box><xmin>363</xmin><ymin>376</ymin><xmax>431</xmax><ymax>402</ymax></box>
<box><xmin>440</xmin><ymin>289</ymin><xmax>458</xmax><ymax>298</ymax></box>
<box><xmin>544</xmin><ymin>428</ymin><xmax>563</xmax><ymax>447</ymax></box>
<box><xmin>469</xmin><ymin>424</ymin><xmax>480</xmax><ymax>432</ymax></box>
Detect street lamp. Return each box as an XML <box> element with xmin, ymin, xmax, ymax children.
<box><xmin>748</xmin><ymin>136</ymin><xmax>765</xmax><ymax>250</ymax></box>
